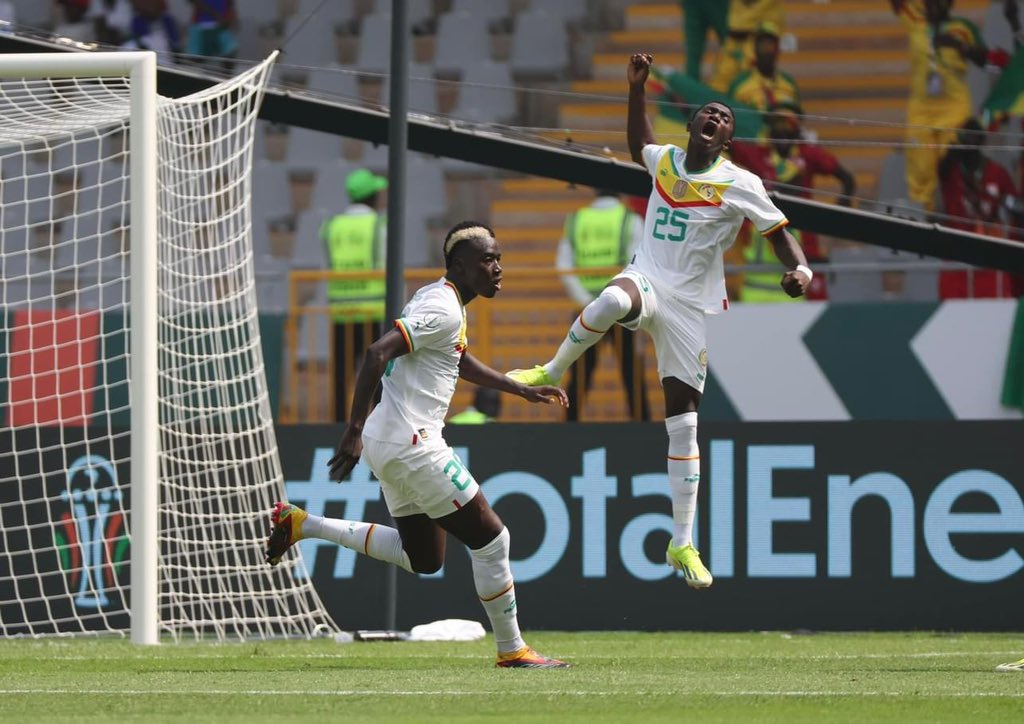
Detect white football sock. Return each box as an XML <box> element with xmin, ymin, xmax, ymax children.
<box><xmin>469</xmin><ymin>527</ymin><xmax>525</xmax><ymax>654</ymax></box>
<box><xmin>666</xmin><ymin>412</ymin><xmax>700</xmax><ymax>548</ymax></box>
<box><xmin>544</xmin><ymin>285</ymin><xmax>633</xmax><ymax>381</ymax></box>
<box><xmin>302</xmin><ymin>515</ymin><xmax>413</xmax><ymax>573</ymax></box>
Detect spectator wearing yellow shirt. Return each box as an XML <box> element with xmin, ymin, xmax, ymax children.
<box><xmin>891</xmin><ymin>0</ymin><xmax>987</xmax><ymax>210</ymax></box>
<box><xmin>708</xmin><ymin>0</ymin><xmax>784</xmax><ymax>93</ymax></box>
<box><xmin>726</xmin><ymin>22</ymin><xmax>800</xmax><ymax>117</ymax></box>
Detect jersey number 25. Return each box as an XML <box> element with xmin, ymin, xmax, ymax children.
<box><xmin>652</xmin><ymin>207</ymin><xmax>689</xmax><ymax>242</ymax></box>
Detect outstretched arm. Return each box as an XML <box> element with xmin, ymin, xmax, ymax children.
<box><xmin>327</xmin><ymin>328</ymin><xmax>409</xmax><ymax>481</ymax></box>
<box><xmin>459</xmin><ymin>351</ymin><xmax>568</xmax><ymax>407</ymax></box>
<box><xmin>766</xmin><ymin>227</ymin><xmax>812</xmax><ymax>298</ymax></box>
<box><xmin>627</xmin><ymin>53</ymin><xmax>657</xmax><ymax>165</ymax></box>
<box><xmin>832</xmin><ymin>164</ymin><xmax>857</xmax><ymax>206</ymax></box>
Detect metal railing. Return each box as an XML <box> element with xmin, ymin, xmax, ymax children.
<box><xmin>279</xmin><ymin>259</ymin><xmax>1008</xmax><ymax>423</ymax></box>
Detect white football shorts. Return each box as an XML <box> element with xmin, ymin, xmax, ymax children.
<box><xmin>361</xmin><ymin>433</ymin><xmax>480</xmax><ymax>519</ymax></box>
<box><xmin>613</xmin><ymin>266</ymin><xmax>709</xmax><ymax>393</ymax></box>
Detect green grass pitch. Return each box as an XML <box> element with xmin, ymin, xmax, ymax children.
<box><xmin>2</xmin><ymin>632</ymin><xmax>1022</xmax><ymax>722</ymax></box>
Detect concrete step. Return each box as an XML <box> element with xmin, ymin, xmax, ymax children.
<box><xmin>571</xmin><ymin>72</ymin><xmax>910</xmax><ymax>103</ymax></box>
<box><xmin>605</xmin><ymin>25</ymin><xmax>906</xmax><ymax>54</ymax></box>
<box><xmin>595</xmin><ymin>49</ymin><xmax>911</xmax><ymax>80</ymax></box>
<box><xmin>559</xmin><ymin>97</ymin><xmax>904</xmax><ymax>131</ymax></box>
<box><xmin>624</xmin><ymin>0</ymin><xmax>988</xmax><ymax>31</ymax></box>
<box><xmin>492</xmin><ymin>198</ymin><xmax>583</xmax><ymax>227</ymax></box>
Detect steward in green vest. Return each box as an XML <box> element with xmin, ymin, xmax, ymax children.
<box><xmin>323</xmin><ymin>168</ymin><xmax>388</xmax><ymax>422</ymax></box>
<box><xmin>567</xmin><ymin>204</ymin><xmax>633</xmax><ymax>294</ymax></box>
<box><xmin>449</xmin><ymin>386</ymin><xmax>501</xmax><ymax>424</ymax></box>
<box><xmin>322</xmin><ymin>212</ymin><xmax>386</xmax><ymax>322</ymax></box>
<box><xmin>741</xmin><ymin>230</ymin><xmax>805</xmax><ymax>303</ymax></box>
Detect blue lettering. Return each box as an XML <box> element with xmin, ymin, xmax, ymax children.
<box><xmin>570</xmin><ymin>449</ymin><xmax>617</xmax><ymax>578</ymax></box>
<box><xmin>924</xmin><ymin>469</ymin><xmax>1024</xmax><ymax>583</ymax></box>
<box><xmin>747</xmin><ymin>445</ymin><xmax>815</xmax><ymax>577</ymax></box>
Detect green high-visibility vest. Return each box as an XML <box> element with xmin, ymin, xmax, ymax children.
<box><xmin>448</xmin><ymin>408</ymin><xmax>493</xmax><ymax>424</ymax></box>
<box><xmin>322</xmin><ymin>213</ymin><xmax>385</xmax><ymax>321</ymax></box>
<box><xmin>741</xmin><ymin>231</ymin><xmax>803</xmax><ymax>303</ymax></box>
<box><xmin>568</xmin><ymin>205</ymin><xmax>631</xmax><ymax>296</ymax></box>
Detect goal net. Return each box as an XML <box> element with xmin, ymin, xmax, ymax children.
<box><xmin>0</xmin><ymin>52</ymin><xmax>336</xmax><ymax>641</ymax></box>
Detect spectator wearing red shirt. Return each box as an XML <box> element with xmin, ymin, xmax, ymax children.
<box><xmin>745</xmin><ymin>102</ymin><xmax>855</xmax><ymax>300</ymax></box>
<box><xmin>939</xmin><ymin>118</ymin><xmax>1023</xmax><ymax>298</ymax></box>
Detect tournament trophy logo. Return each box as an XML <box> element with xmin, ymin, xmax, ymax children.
<box><xmin>53</xmin><ymin>454</ymin><xmax>128</xmax><ymax>609</ymax></box>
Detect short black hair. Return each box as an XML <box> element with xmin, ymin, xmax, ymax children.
<box><xmin>689</xmin><ymin>100</ymin><xmax>735</xmax><ymax>123</ymax></box>
<box><xmin>443</xmin><ymin>220</ymin><xmax>496</xmax><ymax>268</ymax></box>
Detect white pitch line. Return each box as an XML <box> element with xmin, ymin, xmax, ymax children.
<box><xmin>0</xmin><ymin>690</ymin><xmax>1022</xmax><ymax>698</ymax></box>
<box><xmin>11</xmin><ymin>649</ymin><xmax>1024</xmax><ymax>662</ymax></box>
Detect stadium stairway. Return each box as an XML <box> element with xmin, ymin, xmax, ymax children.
<box><xmin>555</xmin><ymin>0</ymin><xmax>992</xmax><ymax>202</ymax></box>
<box><xmin>480</xmin><ymin>0</ymin><xmax>993</xmax><ymax>423</ymax></box>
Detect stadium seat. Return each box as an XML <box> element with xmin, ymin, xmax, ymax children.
<box><xmin>296</xmin><ymin>301</ymin><xmax>331</xmax><ymax>364</ymax></box>
<box><xmin>380</xmin><ymin>62</ymin><xmax>439</xmax><ymax>115</ymax></box>
<box><xmin>967</xmin><ymin>64</ymin><xmax>991</xmax><ymax>109</ymax></box>
<box><xmin>373</xmin><ymin>0</ymin><xmax>433</xmax><ymax>29</ymax></box>
<box><xmin>235</xmin><ymin>21</ymin><xmax>268</xmax><ymax>62</ymax></box>
<box><xmin>528</xmin><ymin>0</ymin><xmax>587</xmax><ymax>24</ymax></box>
<box><xmin>244</xmin><ymin>0</ymin><xmax>281</xmax><ymax>27</ymax></box>
<box><xmin>305</xmin><ymin>64</ymin><xmax>360</xmax><ymax>100</ymax></box>
<box><xmin>4</xmin><ymin>162</ymin><xmax>54</xmax><ymax>223</ymax></box>
<box><xmin>310</xmin><ymin>161</ymin><xmax>355</xmax><ymax>212</ymax></box>
<box><xmin>451</xmin><ymin>0</ymin><xmax>509</xmax><ymax>23</ymax></box>
<box><xmin>509</xmin><ymin>10</ymin><xmax>570</xmax><ymax>79</ymax></box>
<box><xmin>876</xmin><ymin>151</ymin><xmax>909</xmax><ymax>203</ymax></box>
<box><xmin>450</xmin><ymin>61</ymin><xmax>517</xmax><ymax>124</ymax></box>
<box><xmin>434</xmin><ymin>12</ymin><xmax>492</xmax><ymax>77</ymax></box>
<box><xmin>11</xmin><ymin>0</ymin><xmax>50</xmax><ymax>29</ymax></box>
<box><xmin>74</xmin><ymin>161</ymin><xmax>127</xmax><ymax>227</ymax></box>
<box><xmin>280</xmin><ymin>16</ymin><xmax>339</xmax><ymax>70</ymax></box>
<box><xmin>251</xmin><ymin>160</ymin><xmax>292</xmax><ymax>257</ymax></box>
<box><xmin>359</xmin><ymin>142</ymin><xmax>391</xmax><ymax>172</ymax></box>
<box><xmin>877</xmin><ymin>246</ymin><xmax>939</xmax><ymax>302</ymax></box>
<box><xmin>290</xmin><ymin>208</ymin><xmax>331</xmax><ymax>269</ymax></box>
<box><xmin>286</xmin><ymin>127</ymin><xmax>344</xmax><ymax>171</ymax></box>
<box><xmin>0</xmin><ymin>250</ymin><xmax>51</xmax><ymax>309</ymax></box>
<box><xmin>826</xmin><ymin>245</ymin><xmax>884</xmax><ymax>302</ymax></box>
<box><xmin>255</xmin><ymin>254</ymin><xmax>291</xmax><ymax>313</ymax></box>
<box><xmin>295</xmin><ymin>0</ymin><xmax>357</xmax><ymax>29</ymax></box>
<box><xmin>356</xmin><ymin>12</ymin><xmax>397</xmax><ymax>76</ymax></box>
<box><xmin>982</xmin><ymin>2</ymin><xmax>1014</xmax><ymax>52</ymax></box>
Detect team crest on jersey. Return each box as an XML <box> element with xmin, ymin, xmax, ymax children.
<box><xmin>698</xmin><ymin>348</ymin><xmax>708</xmax><ymax>367</ymax></box>
<box><xmin>655</xmin><ymin>153</ymin><xmax>732</xmax><ymax>208</ymax></box>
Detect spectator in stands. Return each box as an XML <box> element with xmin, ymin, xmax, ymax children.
<box><xmin>556</xmin><ymin>190</ymin><xmax>649</xmax><ymax>421</ymax></box>
<box><xmin>726</xmin><ymin>22</ymin><xmax>800</xmax><ymax>121</ymax></box>
<box><xmin>740</xmin><ymin>101</ymin><xmax>854</xmax><ymax>302</ymax></box>
<box><xmin>938</xmin><ymin>117</ymin><xmax>1023</xmax><ymax>297</ymax></box>
<box><xmin>681</xmin><ymin>0</ymin><xmax>729</xmax><ymax>82</ymax></box>
<box><xmin>185</xmin><ymin>0</ymin><xmax>237</xmax><ymax>69</ymax></box>
<box><xmin>121</xmin><ymin>0</ymin><xmax>182</xmax><ymax>64</ymax></box>
<box><xmin>55</xmin><ymin>1</ymin><xmax>94</xmax><ymax>43</ymax></box>
<box><xmin>708</xmin><ymin>0</ymin><xmax>784</xmax><ymax>93</ymax></box>
<box><xmin>449</xmin><ymin>386</ymin><xmax>502</xmax><ymax>424</ymax></box>
<box><xmin>321</xmin><ymin>168</ymin><xmax>388</xmax><ymax>422</ymax></box>
<box><xmin>891</xmin><ymin>0</ymin><xmax>988</xmax><ymax>211</ymax></box>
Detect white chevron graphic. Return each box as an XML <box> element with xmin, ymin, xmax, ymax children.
<box><xmin>911</xmin><ymin>300</ymin><xmax>1023</xmax><ymax>420</ymax></box>
<box><xmin>707</xmin><ymin>303</ymin><xmax>850</xmax><ymax>421</ymax></box>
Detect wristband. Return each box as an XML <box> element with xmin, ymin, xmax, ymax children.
<box><xmin>795</xmin><ymin>264</ymin><xmax>813</xmax><ymax>282</ymax></box>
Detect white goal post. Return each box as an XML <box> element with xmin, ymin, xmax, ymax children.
<box><xmin>0</xmin><ymin>51</ymin><xmax>336</xmax><ymax>643</ymax></box>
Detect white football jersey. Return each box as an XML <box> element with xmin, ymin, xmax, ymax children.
<box><xmin>363</xmin><ymin>277</ymin><xmax>467</xmax><ymax>444</ymax></box>
<box><xmin>638</xmin><ymin>144</ymin><xmax>788</xmax><ymax>314</ymax></box>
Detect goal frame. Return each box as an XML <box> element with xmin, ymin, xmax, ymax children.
<box><xmin>0</xmin><ymin>52</ymin><xmax>158</xmax><ymax>644</ymax></box>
